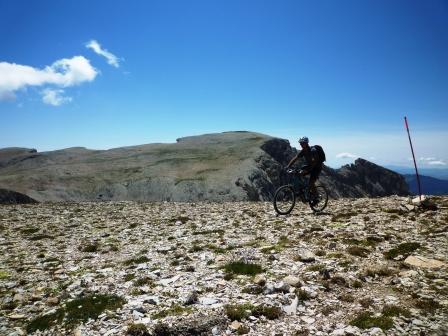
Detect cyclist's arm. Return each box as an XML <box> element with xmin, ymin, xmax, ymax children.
<box><xmin>286</xmin><ymin>152</ymin><xmax>302</xmax><ymax>169</ymax></box>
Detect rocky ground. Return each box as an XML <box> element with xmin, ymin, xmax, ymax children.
<box><xmin>0</xmin><ymin>196</ymin><xmax>447</xmax><ymax>336</ymax></box>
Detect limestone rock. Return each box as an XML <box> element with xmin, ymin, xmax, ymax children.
<box><xmin>404</xmin><ymin>256</ymin><xmax>446</xmax><ymax>269</ymax></box>
<box><xmin>283</xmin><ymin>275</ymin><xmax>302</xmax><ymax>287</ymax></box>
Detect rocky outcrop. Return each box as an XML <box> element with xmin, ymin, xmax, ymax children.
<box><xmin>0</xmin><ymin>132</ymin><xmax>408</xmax><ymax>202</ymax></box>
<box><xmin>320</xmin><ymin>159</ymin><xmax>409</xmax><ymax>198</ymax></box>
<box><xmin>0</xmin><ymin>189</ymin><xmax>38</xmax><ymax>205</ymax></box>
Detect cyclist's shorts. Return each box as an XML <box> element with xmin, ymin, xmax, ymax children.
<box><xmin>310</xmin><ymin>165</ymin><xmax>322</xmax><ymax>181</ymax></box>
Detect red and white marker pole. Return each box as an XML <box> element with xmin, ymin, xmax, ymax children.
<box><xmin>404</xmin><ymin>117</ymin><xmax>422</xmax><ymax>200</ymax></box>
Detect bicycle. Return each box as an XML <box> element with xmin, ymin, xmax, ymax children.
<box><xmin>273</xmin><ymin>168</ymin><xmax>328</xmax><ymax>215</ymax></box>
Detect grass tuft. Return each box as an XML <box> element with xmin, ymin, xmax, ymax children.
<box><xmin>225</xmin><ymin>303</ymin><xmax>254</xmax><ymax>321</ymax></box>
<box><xmin>350</xmin><ymin>311</ymin><xmax>393</xmax><ymax>330</ymax></box>
<box><xmin>152</xmin><ymin>304</ymin><xmax>192</xmax><ymax>319</ymax></box>
<box><xmin>127</xmin><ymin>323</ymin><xmax>149</xmax><ymax>336</ymax></box>
<box><xmin>382</xmin><ymin>305</ymin><xmax>411</xmax><ymax>318</ymax></box>
<box><xmin>81</xmin><ymin>242</ymin><xmax>100</xmax><ymax>253</ymax></box>
<box><xmin>347</xmin><ymin>246</ymin><xmax>370</xmax><ymax>258</ymax></box>
<box><xmin>415</xmin><ymin>298</ymin><xmax>441</xmax><ymax>314</ymax></box>
<box><xmin>26</xmin><ymin>294</ymin><xmax>125</xmax><ymax>333</ymax></box>
<box><xmin>224</xmin><ymin>261</ymin><xmax>263</xmax><ymax>276</ymax></box>
<box><xmin>384</xmin><ymin>242</ymin><xmax>421</xmax><ymax>260</ymax></box>
<box><xmin>224</xmin><ymin>303</ymin><xmax>282</xmax><ymax>321</ymax></box>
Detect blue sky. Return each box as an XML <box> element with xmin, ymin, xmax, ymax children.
<box><xmin>1</xmin><ymin>0</ymin><xmax>447</xmax><ymax>168</ymax></box>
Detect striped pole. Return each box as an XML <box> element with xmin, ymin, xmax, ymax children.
<box><xmin>404</xmin><ymin>117</ymin><xmax>422</xmax><ymax>200</ymax></box>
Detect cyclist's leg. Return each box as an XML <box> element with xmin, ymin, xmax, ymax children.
<box><xmin>309</xmin><ymin>165</ymin><xmax>322</xmax><ymax>198</ymax></box>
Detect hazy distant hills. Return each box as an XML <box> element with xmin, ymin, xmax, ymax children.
<box><xmin>404</xmin><ymin>174</ymin><xmax>448</xmax><ymax>195</ymax></box>
<box><xmin>385</xmin><ymin>166</ymin><xmax>448</xmax><ymax>195</ymax></box>
<box><xmin>387</xmin><ymin>165</ymin><xmax>448</xmax><ymax>180</ymax></box>
<box><xmin>0</xmin><ymin>131</ymin><xmax>409</xmax><ymax>202</ymax></box>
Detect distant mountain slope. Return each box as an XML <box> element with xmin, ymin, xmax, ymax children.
<box><xmin>404</xmin><ymin>174</ymin><xmax>448</xmax><ymax>195</ymax></box>
<box><xmin>386</xmin><ymin>166</ymin><xmax>448</xmax><ymax>180</ymax></box>
<box><xmin>0</xmin><ymin>131</ymin><xmax>409</xmax><ymax>201</ymax></box>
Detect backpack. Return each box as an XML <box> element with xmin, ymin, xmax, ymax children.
<box><xmin>312</xmin><ymin>145</ymin><xmax>326</xmax><ymax>163</ymax></box>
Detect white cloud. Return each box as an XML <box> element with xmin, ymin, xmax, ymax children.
<box><xmin>41</xmin><ymin>89</ymin><xmax>72</xmax><ymax>106</ymax></box>
<box><xmin>419</xmin><ymin>157</ymin><xmax>436</xmax><ymax>161</ymax></box>
<box><xmin>336</xmin><ymin>152</ymin><xmax>357</xmax><ymax>159</ymax></box>
<box><xmin>427</xmin><ymin>160</ymin><xmax>446</xmax><ymax>166</ymax></box>
<box><xmin>0</xmin><ymin>56</ymin><xmax>98</xmax><ymax>101</ymax></box>
<box><xmin>86</xmin><ymin>40</ymin><xmax>120</xmax><ymax>67</ymax></box>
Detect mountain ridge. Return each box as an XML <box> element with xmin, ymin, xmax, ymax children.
<box><xmin>0</xmin><ymin>131</ymin><xmax>409</xmax><ymax>202</ymax></box>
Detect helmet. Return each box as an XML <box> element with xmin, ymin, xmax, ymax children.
<box><xmin>298</xmin><ymin>136</ymin><xmax>309</xmax><ymax>144</ymax></box>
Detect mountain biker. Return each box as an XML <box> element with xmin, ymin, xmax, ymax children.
<box><xmin>285</xmin><ymin>136</ymin><xmax>323</xmax><ymax>202</ymax></box>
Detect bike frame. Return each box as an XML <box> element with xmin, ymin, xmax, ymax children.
<box><xmin>286</xmin><ymin>171</ymin><xmax>310</xmax><ymax>203</ymax></box>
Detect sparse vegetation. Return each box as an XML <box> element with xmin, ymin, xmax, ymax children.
<box><xmin>21</xmin><ymin>227</ymin><xmax>40</xmax><ymax>234</ymax></box>
<box><xmin>382</xmin><ymin>305</ymin><xmax>411</xmax><ymax>318</ymax></box>
<box><xmin>331</xmin><ymin>212</ymin><xmax>358</xmax><ymax>222</ymax></box>
<box><xmin>224</xmin><ymin>303</ymin><xmax>282</xmax><ymax>321</ymax></box>
<box><xmin>27</xmin><ymin>294</ymin><xmax>125</xmax><ymax>332</ymax></box>
<box><xmin>350</xmin><ymin>311</ymin><xmax>393</xmax><ymax>330</ymax></box>
<box><xmin>152</xmin><ymin>304</ymin><xmax>192</xmax><ymax>319</ymax></box>
<box><xmin>81</xmin><ymin>242</ymin><xmax>100</xmax><ymax>253</ymax></box>
<box><xmin>363</xmin><ymin>266</ymin><xmax>397</xmax><ymax>277</ymax></box>
<box><xmin>384</xmin><ymin>242</ymin><xmax>421</xmax><ymax>259</ymax></box>
<box><xmin>327</xmin><ymin>252</ymin><xmax>345</xmax><ymax>259</ymax></box>
<box><xmin>415</xmin><ymin>298</ymin><xmax>441</xmax><ymax>314</ymax></box>
<box><xmin>306</xmin><ymin>264</ymin><xmax>325</xmax><ymax>272</ymax></box>
<box><xmin>347</xmin><ymin>246</ymin><xmax>370</xmax><ymax>258</ymax></box>
<box><xmin>127</xmin><ymin>323</ymin><xmax>149</xmax><ymax>336</ymax></box>
<box><xmin>205</xmin><ymin>243</ymin><xmax>227</xmax><ymax>253</ymax></box>
<box><xmin>28</xmin><ymin>234</ymin><xmax>53</xmax><ymax>241</ymax></box>
<box><xmin>0</xmin><ymin>270</ymin><xmax>10</xmax><ymax>279</ymax></box>
<box><xmin>296</xmin><ymin>288</ymin><xmax>311</xmax><ymax>301</ymax></box>
<box><xmin>251</xmin><ymin>304</ymin><xmax>283</xmax><ymax>320</ymax></box>
<box><xmin>134</xmin><ymin>277</ymin><xmax>153</xmax><ymax>287</ymax></box>
<box><xmin>193</xmin><ymin>229</ymin><xmax>224</xmax><ymax>236</ymax></box>
<box><xmin>224</xmin><ymin>261</ymin><xmax>263</xmax><ymax>276</ymax></box>
<box><xmin>123</xmin><ymin>256</ymin><xmax>150</xmax><ymax>266</ymax></box>
<box><xmin>189</xmin><ymin>244</ymin><xmax>204</xmax><ymax>252</ymax></box>
<box><xmin>339</xmin><ymin>293</ymin><xmax>355</xmax><ymax>302</ymax></box>
<box><xmin>237</xmin><ymin>324</ymin><xmax>250</xmax><ymax>335</ymax></box>
<box><xmin>359</xmin><ymin>297</ymin><xmax>374</xmax><ymax>308</ymax></box>
<box><xmin>225</xmin><ymin>303</ymin><xmax>254</xmax><ymax>321</ymax></box>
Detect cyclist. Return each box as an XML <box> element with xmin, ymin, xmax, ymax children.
<box><xmin>285</xmin><ymin>136</ymin><xmax>323</xmax><ymax>203</ymax></box>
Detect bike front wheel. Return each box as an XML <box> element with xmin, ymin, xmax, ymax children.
<box><xmin>308</xmin><ymin>185</ymin><xmax>328</xmax><ymax>213</ymax></box>
<box><xmin>274</xmin><ymin>185</ymin><xmax>296</xmax><ymax>215</ymax></box>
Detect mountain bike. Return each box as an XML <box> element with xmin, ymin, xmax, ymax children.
<box><xmin>273</xmin><ymin>168</ymin><xmax>328</xmax><ymax>215</ymax></box>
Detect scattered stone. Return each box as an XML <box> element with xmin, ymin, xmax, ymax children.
<box><xmin>274</xmin><ymin>281</ymin><xmax>290</xmax><ymax>293</ymax></box>
<box><xmin>296</xmin><ymin>249</ymin><xmax>316</xmax><ymax>262</ymax></box>
<box><xmin>283</xmin><ymin>296</ymin><xmax>298</xmax><ymax>315</ymax></box>
<box><xmin>283</xmin><ymin>275</ymin><xmax>302</xmax><ymax>287</ymax></box>
<box><xmin>0</xmin><ymin>197</ymin><xmax>446</xmax><ymax>335</ymax></box>
<box><xmin>184</xmin><ymin>291</ymin><xmax>198</xmax><ymax>305</ymax></box>
<box><xmin>47</xmin><ymin>297</ymin><xmax>59</xmax><ymax>305</ymax></box>
<box><xmin>199</xmin><ymin>297</ymin><xmax>219</xmax><ymax>305</ymax></box>
<box><xmin>301</xmin><ymin>316</ymin><xmax>315</xmax><ymax>324</ymax></box>
<box><xmin>230</xmin><ymin>320</ymin><xmax>242</xmax><ymax>330</ymax></box>
<box><xmin>254</xmin><ymin>274</ymin><xmax>266</xmax><ymax>286</ymax></box>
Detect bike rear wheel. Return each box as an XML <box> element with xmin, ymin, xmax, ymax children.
<box><xmin>274</xmin><ymin>185</ymin><xmax>296</xmax><ymax>215</ymax></box>
<box><xmin>308</xmin><ymin>185</ymin><xmax>328</xmax><ymax>213</ymax></box>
